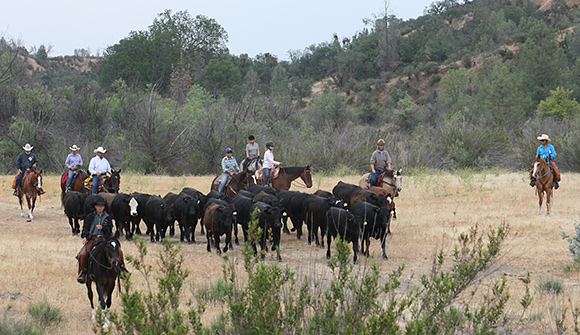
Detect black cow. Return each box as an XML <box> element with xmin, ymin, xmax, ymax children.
<box><xmin>110</xmin><ymin>193</ymin><xmax>139</xmax><ymax>240</ymax></box>
<box><xmin>325</xmin><ymin>207</ymin><xmax>363</xmax><ymax>264</ymax></box>
<box><xmin>332</xmin><ymin>181</ymin><xmax>363</xmax><ymax>204</ymax></box>
<box><xmin>232</xmin><ymin>194</ymin><xmax>256</xmax><ymax>243</ymax></box>
<box><xmin>351</xmin><ymin>199</ymin><xmax>392</xmax><ymax>259</ymax></box>
<box><xmin>276</xmin><ymin>190</ymin><xmax>299</xmax><ymax>234</ymax></box>
<box><xmin>62</xmin><ymin>191</ymin><xmax>88</xmax><ymax>235</ymax></box>
<box><xmin>237</xmin><ymin>190</ymin><xmax>255</xmax><ymax>198</ymax></box>
<box><xmin>129</xmin><ymin>192</ymin><xmax>152</xmax><ymax>236</ymax></box>
<box><xmin>349</xmin><ymin>189</ymin><xmax>389</xmax><ymax>209</ymax></box>
<box><xmin>163</xmin><ymin>192</ymin><xmax>198</xmax><ymax>243</ymax></box>
<box><xmin>181</xmin><ymin>187</ymin><xmax>207</xmax><ymax>235</ymax></box>
<box><xmin>142</xmin><ymin>195</ymin><xmax>174</xmax><ymax>242</ymax></box>
<box><xmin>250</xmin><ymin>201</ymin><xmax>283</xmax><ymax>261</ymax></box>
<box><xmin>304</xmin><ymin>194</ymin><xmax>336</xmax><ymax>246</ymax></box>
<box><xmin>203</xmin><ymin>203</ymin><xmax>234</xmax><ymax>254</ymax></box>
<box><xmin>248</xmin><ymin>183</ymin><xmax>277</xmax><ymax>196</ymax></box>
<box><xmin>280</xmin><ymin>191</ymin><xmax>310</xmax><ymax>239</ymax></box>
<box><xmin>314</xmin><ymin>189</ymin><xmax>348</xmax><ymax>210</ymax></box>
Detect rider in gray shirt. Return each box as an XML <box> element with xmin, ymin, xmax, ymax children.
<box><xmin>370</xmin><ymin>139</ymin><xmax>392</xmax><ymax>186</ymax></box>
<box><xmin>246</xmin><ymin>135</ymin><xmax>260</xmax><ymax>158</ymax></box>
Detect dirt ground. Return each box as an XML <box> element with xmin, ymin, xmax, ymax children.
<box><xmin>0</xmin><ymin>171</ymin><xmax>579</xmax><ymax>334</ymax></box>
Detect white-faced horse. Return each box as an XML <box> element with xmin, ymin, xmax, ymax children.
<box><xmin>359</xmin><ymin>169</ymin><xmax>403</xmax><ymax>197</ymax></box>
<box><xmin>17</xmin><ymin>170</ymin><xmax>43</xmax><ymax>221</ymax></box>
<box><xmin>532</xmin><ymin>156</ymin><xmax>554</xmax><ymax>216</ymax></box>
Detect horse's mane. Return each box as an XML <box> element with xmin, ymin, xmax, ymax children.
<box><xmin>381</xmin><ymin>169</ymin><xmax>394</xmax><ymax>178</ymax></box>
<box><xmin>280</xmin><ymin>166</ymin><xmax>308</xmax><ymax>175</ymax></box>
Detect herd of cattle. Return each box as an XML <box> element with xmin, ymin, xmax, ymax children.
<box><xmin>62</xmin><ymin>181</ymin><xmax>396</xmax><ymax>263</ymax></box>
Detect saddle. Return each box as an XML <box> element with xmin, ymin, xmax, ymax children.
<box><xmin>12</xmin><ymin>170</ymin><xmax>32</xmax><ymax>189</ymax></box>
<box><xmin>255</xmin><ymin>166</ymin><xmax>280</xmax><ymax>186</ymax></box>
<box><xmin>367</xmin><ymin>173</ymin><xmax>383</xmax><ymax>187</ymax></box>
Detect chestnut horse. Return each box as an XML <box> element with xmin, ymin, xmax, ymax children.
<box><xmin>268</xmin><ymin>165</ymin><xmax>313</xmax><ymax>190</ymax></box>
<box><xmin>17</xmin><ymin>170</ymin><xmax>43</xmax><ymax>221</ymax></box>
<box><xmin>532</xmin><ymin>156</ymin><xmax>554</xmax><ymax>216</ymax></box>
<box><xmin>60</xmin><ymin>170</ymin><xmax>90</xmax><ymax>197</ymax></box>
<box><xmin>211</xmin><ymin>170</ymin><xmax>254</xmax><ymax>198</ymax></box>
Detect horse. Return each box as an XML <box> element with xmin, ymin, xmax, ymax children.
<box><xmin>100</xmin><ymin>169</ymin><xmax>121</xmax><ymax>194</ymax></box>
<box><xmin>359</xmin><ymin>169</ymin><xmax>403</xmax><ymax>197</ymax></box>
<box><xmin>259</xmin><ymin>165</ymin><xmax>313</xmax><ymax>190</ymax></box>
<box><xmin>17</xmin><ymin>170</ymin><xmax>43</xmax><ymax>222</ymax></box>
<box><xmin>211</xmin><ymin>170</ymin><xmax>254</xmax><ymax>198</ymax></box>
<box><xmin>532</xmin><ymin>156</ymin><xmax>554</xmax><ymax>216</ymax></box>
<box><xmin>240</xmin><ymin>156</ymin><xmax>263</xmax><ymax>174</ymax></box>
<box><xmin>86</xmin><ymin>237</ymin><xmax>122</xmax><ymax>319</ymax></box>
<box><xmin>60</xmin><ymin>169</ymin><xmax>90</xmax><ymax>197</ymax></box>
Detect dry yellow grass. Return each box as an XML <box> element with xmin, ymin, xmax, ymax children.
<box><xmin>0</xmin><ymin>171</ymin><xmax>579</xmax><ymax>333</ymax></box>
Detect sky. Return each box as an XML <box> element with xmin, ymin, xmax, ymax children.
<box><xmin>1</xmin><ymin>0</ymin><xmax>434</xmax><ymax>60</ymax></box>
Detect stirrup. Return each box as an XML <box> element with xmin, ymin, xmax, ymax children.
<box><xmin>77</xmin><ymin>274</ymin><xmax>86</xmax><ymax>284</ymax></box>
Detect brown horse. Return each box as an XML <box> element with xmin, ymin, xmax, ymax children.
<box><xmin>17</xmin><ymin>170</ymin><xmax>43</xmax><ymax>221</ymax></box>
<box><xmin>532</xmin><ymin>156</ymin><xmax>554</xmax><ymax>216</ymax></box>
<box><xmin>211</xmin><ymin>170</ymin><xmax>254</xmax><ymax>198</ymax></box>
<box><xmin>60</xmin><ymin>170</ymin><xmax>90</xmax><ymax>197</ymax></box>
<box><xmin>268</xmin><ymin>165</ymin><xmax>313</xmax><ymax>190</ymax></box>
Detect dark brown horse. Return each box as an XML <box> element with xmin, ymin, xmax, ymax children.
<box><xmin>86</xmin><ymin>237</ymin><xmax>121</xmax><ymax>320</ymax></box>
<box><xmin>269</xmin><ymin>165</ymin><xmax>313</xmax><ymax>190</ymax></box>
<box><xmin>211</xmin><ymin>170</ymin><xmax>254</xmax><ymax>198</ymax></box>
<box><xmin>532</xmin><ymin>156</ymin><xmax>554</xmax><ymax>216</ymax></box>
<box><xmin>100</xmin><ymin>169</ymin><xmax>121</xmax><ymax>194</ymax></box>
<box><xmin>17</xmin><ymin>170</ymin><xmax>43</xmax><ymax>221</ymax></box>
<box><xmin>60</xmin><ymin>170</ymin><xmax>90</xmax><ymax>197</ymax></box>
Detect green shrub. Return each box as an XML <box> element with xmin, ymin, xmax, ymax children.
<box><xmin>27</xmin><ymin>299</ymin><xmax>64</xmax><ymax>329</ymax></box>
<box><xmin>537</xmin><ymin>277</ymin><xmax>565</xmax><ymax>295</ymax></box>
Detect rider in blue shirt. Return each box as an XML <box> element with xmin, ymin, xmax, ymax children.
<box><xmin>219</xmin><ymin>148</ymin><xmax>240</xmax><ymax>193</ymax></box>
<box><xmin>530</xmin><ymin>134</ymin><xmax>561</xmax><ymax>189</ymax></box>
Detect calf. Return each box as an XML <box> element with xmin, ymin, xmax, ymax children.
<box><xmin>129</xmin><ymin>192</ymin><xmax>152</xmax><ymax>236</ymax></box>
<box><xmin>62</xmin><ymin>191</ymin><xmax>88</xmax><ymax>235</ymax></box>
<box><xmin>232</xmin><ymin>194</ymin><xmax>256</xmax><ymax>243</ymax></box>
<box><xmin>110</xmin><ymin>193</ymin><xmax>139</xmax><ymax>240</ymax></box>
<box><xmin>314</xmin><ymin>189</ymin><xmax>348</xmax><ymax>209</ymax></box>
<box><xmin>368</xmin><ymin>186</ymin><xmax>397</xmax><ymax>219</ymax></box>
<box><xmin>164</xmin><ymin>192</ymin><xmax>198</xmax><ymax>243</ymax></box>
<box><xmin>250</xmin><ymin>201</ymin><xmax>283</xmax><ymax>261</ymax></box>
<box><xmin>203</xmin><ymin>203</ymin><xmax>234</xmax><ymax>254</ymax></box>
<box><xmin>332</xmin><ymin>181</ymin><xmax>362</xmax><ymax>204</ymax></box>
<box><xmin>325</xmin><ymin>207</ymin><xmax>363</xmax><ymax>264</ymax></box>
<box><xmin>304</xmin><ymin>194</ymin><xmax>335</xmax><ymax>246</ymax></box>
<box><xmin>351</xmin><ymin>199</ymin><xmax>392</xmax><ymax>259</ymax></box>
<box><xmin>142</xmin><ymin>195</ymin><xmax>174</xmax><ymax>242</ymax></box>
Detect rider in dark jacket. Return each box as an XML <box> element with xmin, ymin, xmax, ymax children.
<box><xmin>13</xmin><ymin>143</ymin><xmax>45</xmax><ymax>196</ymax></box>
<box><xmin>77</xmin><ymin>198</ymin><xmax>129</xmax><ymax>283</ymax></box>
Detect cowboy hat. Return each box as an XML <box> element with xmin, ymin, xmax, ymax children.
<box><xmin>93</xmin><ymin>198</ymin><xmax>107</xmax><ymax>206</ymax></box>
<box><xmin>537</xmin><ymin>134</ymin><xmax>551</xmax><ymax>142</ymax></box>
<box><xmin>22</xmin><ymin>144</ymin><xmax>33</xmax><ymax>151</ymax></box>
<box><xmin>69</xmin><ymin>144</ymin><xmax>80</xmax><ymax>151</ymax></box>
<box><xmin>94</xmin><ymin>146</ymin><xmax>107</xmax><ymax>153</ymax></box>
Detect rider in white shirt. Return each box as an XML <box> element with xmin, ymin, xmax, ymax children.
<box><xmin>263</xmin><ymin>141</ymin><xmax>281</xmax><ymax>186</ymax></box>
<box><xmin>88</xmin><ymin>146</ymin><xmax>112</xmax><ymax>194</ymax></box>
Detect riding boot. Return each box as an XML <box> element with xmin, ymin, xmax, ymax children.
<box><xmin>119</xmin><ymin>249</ymin><xmax>131</xmax><ymax>277</ymax></box>
<box><xmin>77</xmin><ymin>248</ymin><xmax>88</xmax><ymax>284</ymax></box>
<box><xmin>12</xmin><ymin>188</ymin><xmax>18</xmax><ymax>196</ymax></box>
<box><xmin>554</xmin><ymin>176</ymin><xmax>560</xmax><ymax>190</ymax></box>
<box><xmin>38</xmin><ymin>188</ymin><xmax>45</xmax><ymax>196</ymax></box>
<box><xmin>529</xmin><ymin>177</ymin><xmax>536</xmax><ymax>187</ymax></box>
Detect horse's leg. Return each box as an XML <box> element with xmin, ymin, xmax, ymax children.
<box><xmin>547</xmin><ymin>189</ymin><xmax>553</xmax><ymax>216</ymax></box>
<box><xmin>538</xmin><ymin>190</ymin><xmax>543</xmax><ymax>216</ymax></box>
<box><xmin>87</xmin><ymin>281</ymin><xmax>95</xmax><ymax>316</ymax></box>
<box><xmin>96</xmin><ymin>284</ymin><xmax>107</xmax><ymax>310</ymax></box>
<box><xmin>68</xmin><ymin>217</ymin><xmax>75</xmax><ymax>235</ymax></box>
<box><xmin>26</xmin><ymin>194</ymin><xmax>35</xmax><ymax>221</ymax></box>
<box><xmin>18</xmin><ymin>193</ymin><xmax>24</xmax><ymax>217</ymax></box>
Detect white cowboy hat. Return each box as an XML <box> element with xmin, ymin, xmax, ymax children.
<box><xmin>69</xmin><ymin>144</ymin><xmax>80</xmax><ymax>151</ymax></box>
<box><xmin>94</xmin><ymin>146</ymin><xmax>107</xmax><ymax>154</ymax></box>
<box><xmin>22</xmin><ymin>143</ymin><xmax>33</xmax><ymax>151</ymax></box>
<box><xmin>537</xmin><ymin>134</ymin><xmax>551</xmax><ymax>142</ymax></box>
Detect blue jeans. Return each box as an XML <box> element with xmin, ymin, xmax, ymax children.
<box><xmin>370</xmin><ymin>170</ymin><xmax>382</xmax><ymax>186</ymax></box>
<box><xmin>218</xmin><ymin>172</ymin><xmax>230</xmax><ymax>193</ymax></box>
<box><xmin>263</xmin><ymin>168</ymin><xmax>271</xmax><ymax>186</ymax></box>
<box><xmin>14</xmin><ymin>168</ymin><xmax>27</xmax><ymax>189</ymax></box>
<box><xmin>66</xmin><ymin>167</ymin><xmax>81</xmax><ymax>189</ymax></box>
<box><xmin>92</xmin><ymin>175</ymin><xmax>100</xmax><ymax>194</ymax></box>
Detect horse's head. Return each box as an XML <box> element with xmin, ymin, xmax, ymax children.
<box><xmin>393</xmin><ymin>169</ymin><xmax>403</xmax><ymax>193</ymax></box>
<box><xmin>34</xmin><ymin>170</ymin><xmax>43</xmax><ymax>191</ymax></box>
<box><xmin>104</xmin><ymin>169</ymin><xmax>121</xmax><ymax>193</ymax></box>
<box><xmin>104</xmin><ymin>238</ymin><xmax>122</xmax><ymax>273</ymax></box>
<box><xmin>301</xmin><ymin>165</ymin><xmax>313</xmax><ymax>188</ymax></box>
<box><xmin>532</xmin><ymin>156</ymin><xmax>547</xmax><ymax>179</ymax></box>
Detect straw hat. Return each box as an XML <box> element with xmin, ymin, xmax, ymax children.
<box><xmin>94</xmin><ymin>146</ymin><xmax>107</xmax><ymax>154</ymax></box>
<box><xmin>537</xmin><ymin>134</ymin><xmax>551</xmax><ymax>142</ymax></box>
<box><xmin>70</xmin><ymin>144</ymin><xmax>80</xmax><ymax>151</ymax></box>
<box><xmin>22</xmin><ymin>143</ymin><xmax>33</xmax><ymax>151</ymax></box>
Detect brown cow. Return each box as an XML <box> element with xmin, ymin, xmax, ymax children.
<box><xmin>203</xmin><ymin>203</ymin><xmax>234</xmax><ymax>254</ymax></box>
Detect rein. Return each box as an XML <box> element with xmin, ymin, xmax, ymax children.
<box><xmin>89</xmin><ymin>245</ymin><xmax>114</xmax><ymax>271</ymax></box>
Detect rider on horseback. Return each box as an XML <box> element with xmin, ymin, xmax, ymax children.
<box><xmin>219</xmin><ymin>147</ymin><xmax>240</xmax><ymax>193</ymax></box>
<box><xmin>530</xmin><ymin>134</ymin><xmax>561</xmax><ymax>189</ymax></box>
<box><xmin>77</xmin><ymin>198</ymin><xmax>129</xmax><ymax>284</ymax></box>
<box><xmin>263</xmin><ymin>141</ymin><xmax>281</xmax><ymax>187</ymax></box>
<box><xmin>246</xmin><ymin>135</ymin><xmax>260</xmax><ymax>159</ymax></box>
<box><xmin>13</xmin><ymin>143</ymin><xmax>45</xmax><ymax>196</ymax></box>
<box><xmin>370</xmin><ymin>139</ymin><xmax>392</xmax><ymax>187</ymax></box>
<box><xmin>65</xmin><ymin>144</ymin><xmax>83</xmax><ymax>192</ymax></box>
<box><xmin>88</xmin><ymin>146</ymin><xmax>111</xmax><ymax>194</ymax></box>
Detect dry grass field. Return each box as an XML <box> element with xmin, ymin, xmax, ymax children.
<box><xmin>0</xmin><ymin>171</ymin><xmax>579</xmax><ymax>334</ymax></box>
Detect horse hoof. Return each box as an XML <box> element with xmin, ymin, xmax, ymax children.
<box><xmin>26</xmin><ymin>218</ymin><xmax>31</xmax><ymax>222</ymax></box>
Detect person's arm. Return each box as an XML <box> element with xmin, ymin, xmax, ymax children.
<box><xmin>32</xmin><ymin>154</ymin><xmax>38</xmax><ymax>168</ymax></box>
<box><xmin>370</xmin><ymin>152</ymin><xmax>376</xmax><ymax>173</ymax></box>
<box><xmin>88</xmin><ymin>158</ymin><xmax>96</xmax><ymax>175</ymax></box>
<box><xmin>550</xmin><ymin>145</ymin><xmax>557</xmax><ymax>159</ymax></box>
<box><xmin>16</xmin><ymin>154</ymin><xmax>22</xmax><ymax>169</ymax></box>
<box><xmin>246</xmin><ymin>150</ymin><xmax>250</xmax><ymax>158</ymax></box>
<box><xmin>386</xmin><ymin>151</ymin><xmax>392</xmax><ymax>170</ymax></box>
<box><xmin>221</xmin><ymin>157</ymin><xmax>228</xmax><ymax>173</ymax></box>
